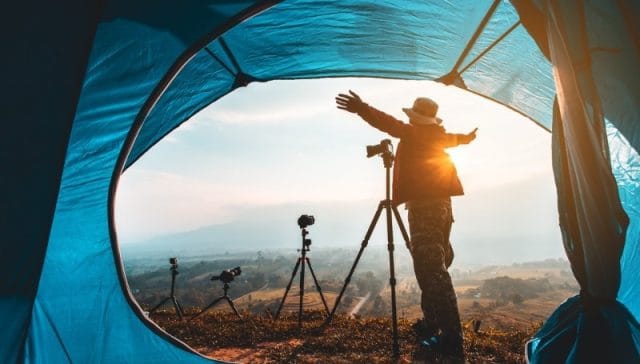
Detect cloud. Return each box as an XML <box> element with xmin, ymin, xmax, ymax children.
<box><xmin>197</xmin><ymin>104</ymin><xmax>328</xmax><ymax>125</ymax></box>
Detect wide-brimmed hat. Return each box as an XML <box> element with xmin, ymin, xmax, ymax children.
<box><xmin>402</xmin><ymin>97</ymin><xmax>442</xmax><ymax>125</ymax></box>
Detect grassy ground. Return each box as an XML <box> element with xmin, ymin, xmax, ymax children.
<box><xmin>152</xmin><ymin>310</ymin><xmax>539</xmax><ymax>363</ymax></box>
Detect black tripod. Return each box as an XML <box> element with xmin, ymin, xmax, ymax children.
<box><xmin>324</xmin><ymin>139</ymin><xmax>411</xmax><ymax>357</ymax></box>
<box><xmin>149</xmin><ymin>258</ymin><xmax>185</xmax><ymax>319</ymax></box>
<box><xmin>190</xmin><ymin>281</ymin><xmax>241</xmax><ymax>320</ymax></box>
<box><xmin>275</xmin><ymin>224</ymin><xmax>330</xmax><ymax>329</ymax></box>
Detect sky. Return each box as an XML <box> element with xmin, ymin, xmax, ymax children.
<box><xmin>114</xmin><ymin>77</ymin><xmax>564</xmax><ymax>262</ymax></box>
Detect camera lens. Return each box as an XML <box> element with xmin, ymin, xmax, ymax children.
<box><xmin>366</xmin><ymin>139</ymin><xmax>392</xmax><ymax>158</ymax></box>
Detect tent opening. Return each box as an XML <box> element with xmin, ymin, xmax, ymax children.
<box><xmin>115</xmin><ymin>78</ymin><xmax>577</xmax><ymax>361</ymax></box>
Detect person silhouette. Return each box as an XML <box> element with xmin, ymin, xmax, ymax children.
<box><xmin>336</xmin><ymin>90</ymin><xmax>476</xmax><ymax>361</ymax></box>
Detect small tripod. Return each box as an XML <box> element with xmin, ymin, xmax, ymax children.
<box><xmin>190</xmin><ymin>280</ymin><xmax>241</xmax><ymax>320</ymax></box>
<box><xmin>275</xmin><ymin>223</ymin><xmax>330</xmax><ymax>329</ymax></box>
<box><xmin>324</xmin><ymin>139</ymin><xmax>411</xmax><ymax>357</ymax></box>
<box><xmin>149</xmin><ymin>258</ymin><xmax>185</xmax><ymax>319</ymax></box>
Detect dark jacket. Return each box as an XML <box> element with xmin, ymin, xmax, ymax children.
<box><xmin>357</xmin><ymin>104</ymin><xmax>473</xmax><ymax>204</ymax></box>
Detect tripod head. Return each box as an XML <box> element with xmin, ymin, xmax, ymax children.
<box><xmin>299</xmin><ymin>228</ymin><xmax>312</xmax><ymax>253</ymax></box>
<box><xmin>169</xmin><ymin>257</ymin><xmax>179</xmax><ymax>275</ymax></box>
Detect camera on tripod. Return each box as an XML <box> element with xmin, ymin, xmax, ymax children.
<box><xmin>191</xmin><ymin>266</ymin><xmax>243</xmax><ymax>319</ymax></box>
<box><xmin>149</xmin><ymin>257</ymin><xmax>184</xmax><ymax>319</ymax></box>
<box><xmin>276</xmin><ymin>214</ymin><xmax>330</xmax><ymax>324</ymax></box>
<box><xmin>366</xmin><ymin>139</ymin><xmax>392</xmax><ymax>158</ymax></box>
<box><xmin>211</xmin><ymin>267</ymin><xmax>242</xmax><ymax>284</ymax></box>
<box><xmin>297</xmin><ymin>214</ymin><xmax>315</xmax><ymax>229</ymax></box>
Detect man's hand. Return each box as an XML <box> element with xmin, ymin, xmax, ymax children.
<box><xmin>336</xmin><ymin>90</ymin><xmax>365</xmax><ymax>114</ymax></box>
<box><xmin>467</xmin><ymin>128</ymin><xmax>478</xmax><ymax>142</ymax></box>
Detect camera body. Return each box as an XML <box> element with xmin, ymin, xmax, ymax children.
<box><xmin>169</xmin><ymin>257</ymin><xmax>178</xmax><ymax>270</ymax></box>
<box><xmin>366</xmin><ymin>139</ymin><xmax>392</xmax><ymax>158</ymax></box>
<box><xmin>211</xmin><ymin>266</ymin><xmax>242</xmax><ymax>283</ymax></box>
<box><xmin>297</xmin><ymin>214</ymin><xmax>315</xmax><ymax>229</ymax></box>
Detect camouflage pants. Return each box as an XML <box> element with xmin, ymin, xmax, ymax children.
<box><xmin>407</xmin><ymin>197</ymin><xmax>463</xmax><ymax>353</ymax></box>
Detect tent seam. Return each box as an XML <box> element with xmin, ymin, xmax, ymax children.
<box><xmin>34</xmin><ymin>300</ymin><xmax>74</xmax><ymax>363</ymax></box>
<box><xmin>458</xmin><ymin>20</ymin><xmax>522</xmax><ymax>76</ymax></box>
<box><xmin>204</xmin><ymin>46</ymin><xmax>236</xmax><ymax>76</ymax></box>
<box><xmin>449</xmin><ymin>0</ymin><xmax>501</xmax><ymax>74</ymax></box>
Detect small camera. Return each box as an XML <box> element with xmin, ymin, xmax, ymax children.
<box><xmin>297</xmin><ymin>214</ymin><xmax>315</xmax><ymax>228</ymax></box>
<box><xmin>366</xmin><ymin>139</ymin><xmax>392</xmax><ymax>158</ymax></box>
<box><xmin>211</xmin><ymin>266</ymin><xmax>242</xmax><ymax>284</ymax></box>
<box><xmin>169</xmin><ymin>257</ymin><xmax>178</xmax><ymax>266</ymax></box>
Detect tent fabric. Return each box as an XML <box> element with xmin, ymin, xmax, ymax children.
<box><xmin>518</xmin><ymin>0</ymin><xmax>639</xmax><ymax>361</ymax></box>
<box><xmin>2</xmin><ymin>2</ymin><xmax>102</xmax><ymax>363</ymax></box>
<box><xmin>610</xmin><ymin>123</ymin><xmax>640</xmax><ymax>320</ymax></box>
<box><xmin>547</xmin><ymin>1</ymin><xmax>629</xmax><ymax>300</ymax></box>
<box><xmin>4</xmin><ymin>1</ymin><xmax>275</xmax><ymax>363</ymax></box>
<box><xmin>1</xmin><ymin>0</ymin><xmax>638</xmax><ymax>363</ymax></box>
<box><xmin>126</xmin><ymin>0</ymin><xmax>556</xmax><ymax>168</ymax></box>
<box><xmin>525</xmin><ymin>295</ymin><xmax>640</xmax><ymax>363</ymax></box>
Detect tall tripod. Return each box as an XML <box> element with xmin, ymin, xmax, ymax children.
<box><xmin>324</xmin><ymin>140</ymin><xmax>411</xmax><ymax>357</ymax></box>
<box><xmin>190</xmin><ymin>281</ymin><xmax>241</xmax><ymax>320</ymax></box>
<box><xmin>149</xmin><ymin>259</ymin><xmax>185</xmax><ymax>319</ymax></box>
<box><xmin>275</xmin><ymin>225</ymin><xmax>330</xmax><ymax>329</ymax></box>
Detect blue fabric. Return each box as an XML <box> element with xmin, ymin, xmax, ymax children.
<box><xmin>1</xmin><ymin>0</ymin><xmax>637</xmax><ymax>362</ymax></box>
<box><xmin>587</xmin><ymin>0</ymin><xmax>640</xmax><ymax>320</ymax></box>
<box><xmin>17</xmin><ymin>1</ymin><xmax>267</xmax><ymax>362</ymax></box>
<box><xmin>609</xmin><ymin>123</ymin><xmax>640</xmax><ymax>321</ymax></box>
<box><xmin>527</xmin><ymin>296</ymin><xmax>640</xmax><ymax>364</ymax></box>
<box><xmin>520</xmin><ymin>0</ymin><xmax>639</xmax><ymax>362</ymax></box>
<box><xmin>127</xmin><ymin>0</ymin><xmax>556</xmax><ymax>166</ymax></box>
<box><xmin>457</xmin><ymin>0</ymin><xmax>554</xmax><ymax>129</ymax></box>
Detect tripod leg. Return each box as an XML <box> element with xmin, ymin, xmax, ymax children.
<box><xmin>299</xmin><ymin>254</ymin><xmax>306</xmax><ymax>329</ymax></box>
<box><xmin>171</xmin><ymin>297</ymin><xmax>184</xmax><ymax>320</ymax></box>
<box><xmin>275</xmin><ymin>258</ymin><xmax>302</xmax><ymax>319</ymax></box>
<box><xmin>392</xmin><ymin>205</ymin><xmax>411</xmax><ymax>247</ymax></box>
<box><xmin>175</xmin><ymin>299</ymin><xmax>185</xmax><ymax>318</ymax></box>
<box><xmin>325</xmin><ymin>201</ymin><xmax>385</xmax><ymax>325</ymax></box>
<box><xmin>225</xmin><ymin>296</ymin><xmax>242</xmax><ymax>319</ymax></box>
<box><xmin>189</xmin><ymin>296</ymin><xmax>224</xmax><ymax>321</ymax></box>
<box><xmin>149</xmin><ymin>297</ymin><xmax>171</xmax><ymax>314</ymax></box>
<box><xmin>306</xmin><ymin>257</ymin><xmax>330</xmax><ymax>316</ymax></box>
<box><xmin>385</xmin><ymin>202</ymin><xmax>400</xmax><ymax>357</ymax></box>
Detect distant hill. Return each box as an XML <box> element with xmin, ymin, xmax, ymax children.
<box><xmin>120</xmin><ymin>200</ymin><xmax>375</xmax><ymax>259</ymax></box>
<box><xmin>121</xmin><ymin>173</ymin><xmax>564</xmax><ymax>265</ymax></box>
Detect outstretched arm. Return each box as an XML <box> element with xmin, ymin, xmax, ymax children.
<box><xmin>335</xmin><ymin>90</ymin><xmax>406</xmax><ymax>138</ymax></box>
<box><xmin>444</xmin><ymin>127</ymin><xmax>478</xmax><ymax>147</ymax></box>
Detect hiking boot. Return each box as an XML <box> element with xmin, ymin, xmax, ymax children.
<box><xmin>417</xmin><ymin>335</ymin><xmax>465</xmax><ymax>363</ymax></box>
<box><xmin>419</xmin><ymin>335</ymin><xmax>440</xmax><ymax>349</ymax></box>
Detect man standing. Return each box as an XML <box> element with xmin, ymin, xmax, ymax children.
<box><xmin>336</xmin><ymin>90</ymin><xmax>476</xmax><ymax>360</ymax></box>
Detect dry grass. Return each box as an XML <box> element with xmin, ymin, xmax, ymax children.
<box><xmin>152</xmin><ymin>310</ymin><xmax>539</xmax><ymax>363</ymax></box>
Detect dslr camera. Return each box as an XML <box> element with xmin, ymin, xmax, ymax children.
<box><xmin>366</xmin><ymin>139</ymin><xmax>392</xmax><ymax>158</ymax></box>
<box><xmin>297</xmin><ymin>214</ymin><xmax>315</xmax><ymax>229</ymax></box>
<box><xmin>211</xmin><ymin>266</ymin><xmax>242</xmax><ymax>284</ymax></box>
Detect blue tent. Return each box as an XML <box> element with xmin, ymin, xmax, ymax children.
<box><xmin>2</xmin><ymin>0</ymin><xmax>638</xmax><ymax>362</ymax></box>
